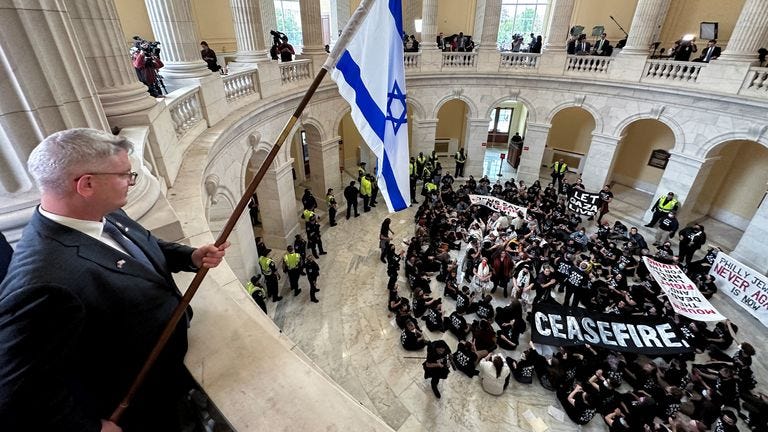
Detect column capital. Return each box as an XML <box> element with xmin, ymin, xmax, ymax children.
<box><xmin>413</xmin><ymin>118</ymin><xmax>439</xmax><ymax>127</ymax></box>
<box><xmin>589</xmin><ymin>133</ymin><xmax>622</xmax><ymax>145</ymax></box>
<box><xmin>525</xmin><ymin>123</ymin><xmax>552</xmax><ymax>133</ymax></box>
<box><xmin>543</xmin><ymin>0</ymin><xmax>575</xmax><ymax>52</ymax></box>
<box><xmin>668</xmin><ymin>151</ymin><xmax>706</xmax><ymax>168</ymax></box>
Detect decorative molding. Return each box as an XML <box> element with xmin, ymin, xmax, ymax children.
<box><xmin>204</xmin><ymin>174</ymin><xmax>220</xmax><ymax>204</ymax></box>
<box><xmin>573</xmin><ymin>94</ymin><xmax>586</xmax><ymax>107</ymax></box>
<box><xmin>650</xmin><ymin>105</ymin><xmax>667</xmax><ymax>119</ymax></box>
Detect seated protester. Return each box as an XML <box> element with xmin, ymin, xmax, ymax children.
<box><xmin>496</xmin><ymin>311</ymin><xmax>526</xmax><ymax>350</ymax></box>
<box><xmin>695</xmin><ymin>273</ymin><xmax>718</xmax><ymax>299</ymax></box>
<box><xmin>413</xmin><ymin>288</ymin><xmax>441</xmax><ymax>318</ymax></box>
<box><xmin>470</xmin><ymin>319</ymin><xmax>498</xmax><ymax>354</ymax></box>
<box><xmin>451</xmin><ymin>340</ymin><xmax>480</xmax><ymax>377</ymax></box>
<box><xmin>471</xmin><ymin>294</ymin><xmax>495</xmax><ymax>321</ymax></box>
<box><xmin>395</xmin><ymin>303</ymin><xmax>417</xmax><ymax>330</ymax></box>
<box><xmin>626</xmin><ymin>227</ymin><xmax>648</xmax><ymax>254</ymax></box>
<box><xmin>693</xmin><ymin>366</ymin><xmax>740</xmax><ymax>412</ymax></box>
<box><xmin>444</xmin><ymin>310</ymin><xmax>471</xmax><ymax>340</ymax></box>
<box><xmin>604</xmin><ymin>408</ymin><xmax>631</xmax><ymax>432</ymax></box>
<box><xmin>710</xmin><ymin>410</ymin><xmax>740</xmax><ymax>432</ymax></box>
<box><xmin>400</xmin><ymin>320</ymin><xmax>427</xmax><ymax>351</ymax></box>
<box><xmin>594</xmin><ymin>221</ymin><xmax>612</xmax><ymax>243</ymax></box>
<box><xmin>510</xmin><ymin>348</ymin><xmax>537</xmax><ymax>384</ymax></box>
<box><xmin>619</xmin><ymin>392</ymin><xmax>657</xmax><ymax>431</ymax></box>
<box><xmin>455</xmin><ymin>285</ymin><xmax>475</xmax><ymax>314</ymax></box>
<box><xmin>616</xmin><ymin>249</ymin><xmax>638</xmax><ymax>277</ymax></box>
<box><xmin>704</xmin><ymin>320</ymin><xmax>737</xmax><ymax>351</ymax></box>
<box><xmin>740</xmin><ymin>391</ymin><xmax>768</xmax><ymax>432</ymax></box>
<box><xmin>558</xmin><ymin>383</ymin><xmax>598</xmax><ymax>425</ymax></box>
<box><xmin>494</xmin><ymin>297</ymin><xmax>522</xmax><ymax>328</ymax></box>
<box><xmin>421</xmin><ymin>302</ymin><xmax>445</xmax><ymax>332</ymax></box>
<box><xmin>658</xmin><ymin>385</ymin><xmax>684</xmax><ymax>420</ymax></box>
<box><xmin>688</xmin><ymin>246</ymin><xmax>720</xmax><ymax>275</ymax></box>
<box><xmin>566</xmin><ymin>212</ymin><xmax>582</xmax><ymax>232</ymax></box>
<box><xmin>388</xmin><ymin>284</ymin><xmax>409</xmax><ymax>313</ymax></box>
<box><xmin>444</xmin><ymin>275</ymin><xmax>460</xmax><ymax>300</ymax></box>
<box><xmin>569</xmin><ymin>227</ymin><xmax>589</xmax><ymax>250</ymax></box>
<box><xmin>479</xmin><ymin>353</ymin><xmax>511</xmax><ymax>396</ymax></box>
<box><xmin>587</xmin><ymin>370</ymin><xmax>621</xmax><ymax>415</ymax></box>
<box><xmin>608</xmin><ymin>220</ymin><xmax>628</xmax><ymax>240</ymax></box>
<box><xmin>654</xmin><ymin>241</ymin><xmax>676</xmax><ymax>263</ymax></box>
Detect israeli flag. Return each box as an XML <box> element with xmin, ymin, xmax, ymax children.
<box><xmin>330</xmin><ymin>0</ymin><xmax>410</xmax><ymax>211</ymax></box>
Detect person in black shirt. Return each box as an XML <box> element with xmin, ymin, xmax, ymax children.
<box><xmin>451</xmin><ymin>340</ymin><xmax>480</xmax><ymax>377</ymax></box>
<box><xmin>306</xmin><ymin>216</ymin><xmax>326</xmax><ymax>257</ymax></box>
<box><xmin>678</xmin><ymin>223</ymin><xmax>706</xmax><ymax>265</ymax></box>
<box><xmin>533</xmin><ymin>265</ymin><xmax>557</xmax><ymax>303</ymax></box>
<box><xmin>400</xmin><ymin>320</ymin><xmax>427</xmax><ymax>350</ymax></box>
<box><xmin>343</xmin><ymin>181</ymin><xmax>360</xmax><ymax>219</ymax></box>
<box><xmin>564</xmin><ymin>261</ymin><xmax>588</xmax><ymax>308</ymax></box>
<box><xmin>304</xmin><ymin>255</ymin><xmax>320</xmax><ymax>303</ymax></box>
<box><xmin>423</xmin><ymin>340</ymin><xmax>451</xmax><ymax>398</ymax></box>
<box><xmin>444</xmin><ymin>310</ymin><xmax>470</xmax><ymax>340</ymax></box>
<box><xmin>595</xmin><ymin>185</ymin><xmax>613</xmax><ymax>224</ymax></box>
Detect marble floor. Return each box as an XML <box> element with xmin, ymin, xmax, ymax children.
<box><xmin>261</xmin><ymin>155</ymin><xmax>762</xmax><ymax>432</ymax></box>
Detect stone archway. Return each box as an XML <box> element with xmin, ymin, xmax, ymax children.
<box><xmin>611</xmin><ymin>119</ymin><xmax>676</xmax><ymax>194</ymax></box>
<box><xmin>544</xmin><ymin>107</ymin><xmax>596</xmax><ymax>179</ymax></box>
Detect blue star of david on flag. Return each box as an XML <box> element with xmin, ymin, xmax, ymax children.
<box><xmin>386</xmin><ymin>81</ymin><xmax>407</xmax><ymax>135</ymax></box>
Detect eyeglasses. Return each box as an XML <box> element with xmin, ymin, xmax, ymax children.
<box><xmin>76</xmin><ymin>172</ymin><xmax>138</xmax><ymax>185</ymax></box>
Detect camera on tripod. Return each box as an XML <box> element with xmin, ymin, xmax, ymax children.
<box><xmin>270</xmin><ymin>30</ymin><xmax>287</xmax><ymax>46</ymax></box>
<box><xmin>132</xmin><ymin>36</ymin><xmax>161</xmax><ymax>57</ymax></box>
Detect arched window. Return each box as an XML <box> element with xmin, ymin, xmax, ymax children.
<box><xmin>498</xmin><ymin>0</ymin><xmax>551</xmax><ymax>50</ymax></box>
<box><xmin>275</xmin><ymin>0</ymin><xmax>303</xmax><ymax>48</ymax></box>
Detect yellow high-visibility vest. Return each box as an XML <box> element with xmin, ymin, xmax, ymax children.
<box><xmin>361</xmin><ymin>177</ymin><xmax>372</xmax><ymax>196</ymax></box>
<box><xmin>425</xmin><ymin>182</ymin><xmax>437</xmax><ymax>192</ymax></box>
<box><xmin>283</xmin><ymin>252</ymin><xmax>301</xmax><ymax>270</ymax></box>
<box><xmin>553</xmin><ymin>161</ymin><xmax>567</xmax><ymax>174</ymax></box>
<box><xmin>657</xmin><ymin>197</ymin><xmax>678</xmax><ymax>212</ymax></box>
<box><xmin>302</xmin><ymin>209</ymin><xmax>315</xmax><ymax>220</ymax></box>
<box><xmin>259</xmin><ymin>256</ymin><xmax>274</xmax><ymax>275</ymax></box>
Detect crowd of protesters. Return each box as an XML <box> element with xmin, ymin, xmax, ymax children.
<box><xmin>384</xmin><ymin>168</ymin><xmax>765</xmax><ymax>432</ymax></box>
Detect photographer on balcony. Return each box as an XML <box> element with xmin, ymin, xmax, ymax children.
<box><xmin>672</xmin><ymin>35</ymin><xmax>698</xmax><ymax>61</ymax></box>
<box><xmin>131</xmin><ymin>37</ymin><xmax>164</xmax><ymax>98</ymax></box>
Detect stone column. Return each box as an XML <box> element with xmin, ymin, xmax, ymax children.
<box><xmin>645</xmin><ymin>152</ymin><xmax>714</xmax><ymax>223</ymax></box>
<box><xmin>580</xmin><ymin>134</ymin><xmax>621</xmax><ymax>191</ymax></box>
<box><xmin>718</xmin><ymin>0</ymin><xmax>768</xmax><ymax>63</ymax></box>
<box><xmin>732</xmin><ymin>195</ymin><xmax>768</xmax><ymax>273</ymax></box>
<box><xmin>64</xmin><ymin>0</ymin><xmax>158</xmax><ymax>118</ymax></box>
<box><xmin>464</xmin><ymin>119</ymin><xmax>490</xmax><ymax>177</ymax></box>
<box><xmin>515</xmin><ymin>123</ymin><xmax>550</xmax><ymax>184</ymax></box>
<box><xmin>620</xmin><ymin>0</ymin><xmax>671</xmax><ymax>56</ymax></box>
<box><xmin>411</xmin><ymin>119</ymin><xmax>438</xmax><ymax>157</ymax></box>
<box><xmin>308</xmin><ymin>137</ymin><xmax>342</xmax><ymax>208</ymax></box>
<box><xmin>420</xmin><ymin>0</ymin><xmax>441</xmax><ymax>70</ymax></box>
<box><xmin>476</xmin><ymin>0</ymin><xmax>502</xmax><ymax>72</ymax></box>
<box><xmin>256</xmin><ymin>159</ymin><xmax>300</xmax><ymax>248</ymax></box>
<box><xmin>145</xmin><ymin>0</ymin><xmax>229</xmax><ymax>124</ymax></box>
<box><xmin>299</xmin><ymin>0</ymin><xmax>326</xmax><ymax>57</ymax></box>
<box><xmin>403</xmin><ymin>0</ymin><xmax>422</xmax><ymax>37</ymax></box>
<box><xmin>0</xmin><ymin>0</ymin><xmax>109</xmax><ymax>245</ymax></box>
<box><xmin>538</xmin><ymin>0</ymin><xmax>575</xmax><ymax>75</ymax></box>
<box><xmin>330</xmin><ymin>0</ymin><xmax>350</xmax><ymax>45</ymax></box>
<box><xmin>543</xmin><ymin>0</ymin><xmax>575</xmax><ymax>51</ymax></box>
<box><xmin>229</xmin><ymin>0</ymin><xmax>271</xmax><ymax>64</ymax></box>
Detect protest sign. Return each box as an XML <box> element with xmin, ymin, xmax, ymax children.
<box><xmin>709</xmin><ymin>251</ymin><xmax>768</xmax><ymax>328</ymax></box>
<box><xmin>567</xmin><ymin>190</ymin><xmax>600</xmax><ymax>216</ymax></box>
<box><xmin>469</xmin><ymin>195</ymin><xmax>527</xmax><ymax>217</ymax></box>
<box><xmin>531</xmin><ymin>303</ymin><xmax>692</xmax><ymax>355</ymax></box>
<box><xmin>643</xmin><ymin>257</ymin><xmax>725</xmax><ymax>321</ymax></box>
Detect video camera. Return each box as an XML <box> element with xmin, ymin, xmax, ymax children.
<box><xmin>269</xmin><ymin>30</ymin><xmax>287</xmax><ymax>46</ymax></box>
<box><xmin>132</xmin><ymin>36</ymin><xmax>161</xmax><ymax>56</ymax></box>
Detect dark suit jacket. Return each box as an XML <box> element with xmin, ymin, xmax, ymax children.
<box><xmin>697</xmin><ymin>46</ymin><xmax>721</xmax><ymax>62</ymax></box>
<box><xmin>593</xmin><ymin>39</ymin><xmax>612</xmax><ymax>56</ymax></box>
<box><xmin>0</xmin><ymin>209</ymin><xmax>197</xmax><ymax>431</ymax></box>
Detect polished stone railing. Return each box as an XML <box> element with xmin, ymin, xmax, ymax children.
<box><xmin>642</xmin><ymin>59</ymin><xmax>705</xmax><ymax>83</ymax></box>
<box><xmin>223</xmin><ymin>67</ymin><xmax>259</xmax><ymax>101</ymax></box>
<box><xmin>442</xmin><ymin>51</ymin><xmax>477</xmax><ymax>69</ymax></box>
<box><xmin>166</xmin><ymin>86</ymin><xmax>204</xmax><ymax>138</ymax></box>
<box><xmin>741</xmin><ymin>66</ymin><xmax>768</xmax><ymax>96</ymax></box>
<box><xmin>499</xmin><ymin>52</ymin><xmax>541</xmax><ymax>70</ymax></box>
<box><xmin>279</xmin><ymin>59</ymin><xmax>312</xmax><ymax>84</ymax></box>
<box><xmin>404</xmin><ymin>52</ymin><xmax>421</xmax><ymax>70</ymax></box>
<box><xmin>565</xmin><ymin>55</ymin><xmax>612</xmax><ymax>73</ymax></box>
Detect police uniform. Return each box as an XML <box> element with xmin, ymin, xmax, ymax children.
<box><xmin>454</xmin><ymin>149</ymin><xmax>466</xmax><ymax>177</ymax></box>
<box><xmin>325</xmin><ymin>191</ymin><xmax>337</xmax><ymax>226</ymax></box>
<box><xmin>283</xmin><ymin>250</ymin><xmax>302</xmax><ymax>296</ymax></box>
<box><xmin>550</xmin><ymin>160</ymin><xmax>567</xmax><ymax>189</ymax></box>
<box><xmin>259</xmin><ymin>254</ymin><xmax>282</xmax><ymax>301</ymax></box>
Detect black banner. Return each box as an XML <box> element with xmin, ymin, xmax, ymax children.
<box><xmin>567</xmin><ymin>190</ymin><xmax>600</xmax><ymax>216</ymax></box>
<box><xmin>531</xmin><ymin>303</ymin><xmax>692</xmax><ymax>355</ymax></box>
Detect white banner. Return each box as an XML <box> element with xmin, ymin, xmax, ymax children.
<box><xmin>709</xmin><ymin>252</ymin><xmax>768</xmax><ymax>328</ymax></box>
<box><xmin>469</xmin><ymin>195</ymin><xmax>527</xmax><ymax>217</ymax></box>
<box><xmin>643</xmin><ymin>257</ymin><xmax>726</xmax><ymax>322</ymax></box>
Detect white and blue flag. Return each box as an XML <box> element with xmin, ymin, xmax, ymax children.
<box><xmin>329</xmin><ymin>0</ymin><xmax>410</xmax><ymax>211</ymax></box>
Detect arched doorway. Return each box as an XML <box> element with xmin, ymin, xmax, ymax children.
<box><xmin>436</xmin><ymin>99</ymin><xmax>469</xmax><ymax>157</ymax></box>
<box><xmin>611</xmin><ymin>119</ymin><xmax>675</xmax><ymax>194</ymax></box>
<box><xmin>544</xmin><ymin>107</ymin><xmax>595</xmax><ymax>179</ymax></box>
<box><xmin>487</xmin><ymin>100</ymin><xmax>529</xmax><ymax>171</ymax></box>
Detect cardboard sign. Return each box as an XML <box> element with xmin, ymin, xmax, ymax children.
<box><xmin>643</xmin><ymin>257</ymin><xmax>725</xmax><ymax>321</ymax></box>
<box><xmin>709</xmin><ymin>251</ymin><xmax>768</xmax><ymax>328</ymax></box>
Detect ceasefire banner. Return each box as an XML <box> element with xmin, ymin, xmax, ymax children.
<box><xmin>709</xmin><ymin>251</ymin><xmax>768</xmax><ymax>328</ymax></box>
<box><xmin>531</xmin><ymin>303</ymin><xmax>692</xmax><ymax>355</ymax></box>
<box><xmin>567</xmin><ymin>190</ymin><xmax>600</xmax><ymax>216</ymax></box>
<box><xmin>469</xmin><ymin>194</ymin><xmax>527</xmax><ymax>217</ymax></box>
<box><xmin>643</xmin><ymin>257</ymin><xmax>726</xmax><ymax>321</ymax></box>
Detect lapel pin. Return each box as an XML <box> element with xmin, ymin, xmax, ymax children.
<box><xmin>117</xmin><ymin>259</ymin><xmax>126</xmax><ymax>269</ymax></box>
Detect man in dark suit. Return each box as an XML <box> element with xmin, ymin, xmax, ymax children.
<box><xmin>574</xmin><ymin>34</ymin><xmax>591</xmax><ymax>55</ymax></box>
<box><xmin>693</xmin><ymin>39</ymin><xmax>721</xmax><ymax>62</ymax></box>
<box><xmin>592</xmin><ymin>33</ymin><xmax>613</xmax><ymax>56</ymax></box>
<box><xmin>0</xmin><ymin>128</ymin><xmax>228</xmax><ymax>432</ymax></box>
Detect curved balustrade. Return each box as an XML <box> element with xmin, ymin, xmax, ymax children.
<box><xmin>442</xmin><ymin>51</ymin><xmax>477</xmax><ymax>69</ymax></box>
<box><xmin>643</xmin><ymin>59</ymin><xmax>705</xmax><ymax>83</ymax></box>
<box><xmin>223</xmin><ymin>68</ymin><xmax>259</xmax><ymax>101</ymax></box>
<box><xmin>741</xmin><ymin>67</ymin><xmax>768</xmax><ymax>96</ymax></box>
<box><xmin>565</xmin><ymin>55</ymin><xmax>612</xmax><ymax>74</ymax></box>
<box><xmin>165</xmin><ymin>87</ymin><xmax>204</xmax><ymax>138</ymax></box>
<box><xmin>499</xmin><ymin>52</ymin><xmax>541</xmax><ymax>70</ymax></box>
<box><xmin>404</xmin><ymin>52</ymin><xmax>420</xmax><ymax>70</ymax></box>
<box><xmin>279</xmin><ymin>59</ymin><xmax>312</xmax><ymax>85</ymax></box>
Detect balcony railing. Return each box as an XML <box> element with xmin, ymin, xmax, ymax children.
<box><xmin>223</xmin><ymin>68</ymin><xmax>259</xmax><ymax>102</ymax></box>
<box><xmin>741</xmin><ymin>66</ymin><xmax>768</xmax><ymax>96</ymax></box>
<box><xmin>404</xmin><ymin>52</ymin><xmax>421</xmax><ymax>70</ymax></box>
<box><xmin>565</xmin><ymin>55</ymin><xmax>612</xmax><ymax>73</ymax></box>
<box><xmin>166</xmin><ymin>86</ymin><xmax>204</xmax><ymax>138</ymax></box>
<box><xmin>442</xmin><ymin>51</ymin><xmax>477</xmax><ymax>69</ymax></box>
<box><xmin>279</xmin><ymin>59</ymin><xmax>312</xmax><ymax>85</ymax></box>
<box><xmin>499</xmin><ymin>52</ymin><xmax>541</xmax><ymax>70</ymax></box>
<box><xmin>642</xmin><ymin>59</ymin><xmax>705</xmax><ymax>83</ymax></box>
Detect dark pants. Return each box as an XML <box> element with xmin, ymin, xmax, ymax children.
<box><xmin>308</xmin><ymin>238</ymin><xmax>325</xmax><ymax>257</ymax></box>
<box><xmin>564</xmin><ymin>285</ymin><xmax>580</xmax><ymax>308</ymax></box>
<box><xmin>308</xmin><ymin>277</ymin><xmax>319</xmax><ymax>301</ymax></box>
<box><xmin>251</xmin><ymin>293</ymin><xmax>267</xmax><ymax>313</ymax></box>
<box><xmin>346</xmin><ymin>200</ymin><xmax>359</xmax><ymax>219</ymax></box>
<box><xmin>410</xmin><ymin>178</ymin><xmax>418</xmax><ymax>203</ymax></box>
<box><xmin>647</xmin><ymin>210</ymin><xmax>667</xmax><ymax>227</ymax></box>
<box><xmin>265</xmin><ymin>275</ymin><xmax>279</xmax><ymax>301</ymax></box>
<box><xmin>328</xmin><ymin>207</ymin><xmax>336</xmax><ymax>226</ymax></box>
<box><xmin>679</xmin><ymin>243</ymin><xmax>698</xmax><ymax>265</ymax></box>
<box><xmin>287</xmin><ymin>269</ymin><xmax>301</xmax><ymax>294</ymax></box>
<box><xmin>455</xmin><ymin>162</ymin><xmax>464</xmax><ymax>177</ymax></box>
<box><xmin>362</xmin><ymin>194</ymin><xmax>370</xmax><ymax>212</ymax></box>
<box><xmin>551</xmin><ymin>173</ymin><xmax>564</xmax><ymax>190</ymax></box>
<box><xmin>370</xmin><ymin>190</ymin><xmax>378</xmax><ymax>206</ymax></box>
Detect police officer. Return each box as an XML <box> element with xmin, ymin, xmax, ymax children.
<box><xmin>245</xmin><ymin>275</ymin><xmax>268</xmax><ymax>313</ymax></box>
<box><xmin>325</xmin><ymin>188</ymin><xmax>337</xmax><ymax>226</ymax></box>
<box><xmin>360</xmin><ymin>174</ymin><xmax>372</xmax><ymax>212</ymax></box>
<box><xmin>550</xmin><ymin>158</ymin><xmax>567</xmax><ymax>190</ymax></box>
<box><xmin>357</xmin><ymin>162</ymin><xmax>367</xmax><ymax>182</ymax></box>
<box><xmin>645</xmin><ymin>191</ymin><xmax>679</xmax><ymax>228</ymax></box>
<box><xmin>283</xmin><ymin>245</ymin><xmax>303</xmax><ymax>296</ymax></box>
<box><xmin>416</xmin><ymin>152</ymin><xmax>427</xmax><ymax>177</ymax></box>
<box><xmin>454</xmin><ymin>148</ymin><xmax>466</xmax><ymax>177</ymax></box>
<box><xmin>259</xmin><ymin>249</ymin><xmax>282</xmax><ymax>302</ymax></box>
<box><xmin>306</xmin><ymin>215</ymin><xmax>327</xmax><ymax>257</ymax></box>
<box><xmin>409</xmin><ymin>157</ymin><xmax>419</xmax><ymax>205</ymax></box>
<box><xmin>344</xmin><ymin>180</ymin><xmax>360</xmax><ymax>219</ymax></box>
<box><xmin>304</xmin><ymin>254</ymin><xmax>320</xmax><ymax>303</ymax></box>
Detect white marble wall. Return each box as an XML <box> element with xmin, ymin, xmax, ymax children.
<box><xmin>581</xmin><ymin>134</ymin><xmax>621</xmax><ymax>191</ymax></box>
<box><xmin>516</xmin><ymin>123</ymin><xmax>551</xmax><ymax>184</ymax></box>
